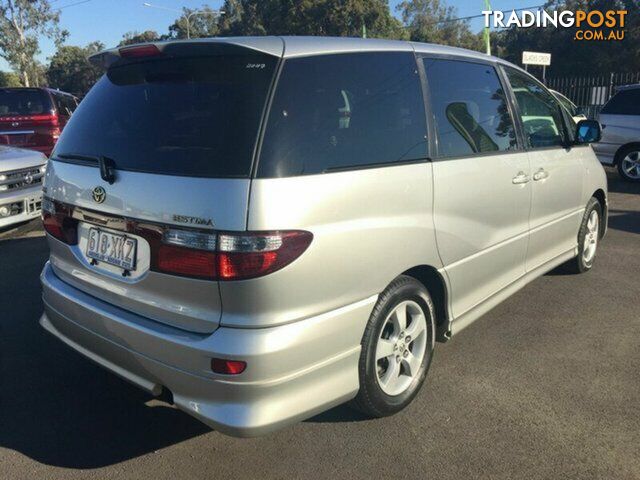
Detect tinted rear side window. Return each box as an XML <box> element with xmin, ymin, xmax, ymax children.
<box><xmin>0</xmin><ymin>89</ymin><xmax>51</xmax><ymax>116</ymax></box>
<box><xmin>601</xmin><ymin>88</ymin><xmax>640</xmax><ymax>115</ymax></box>
<box><xmin>53</xmin><ymin>52</ymin><xmax>277</xmax><ymax>177</ymax></box>
<box><xmin>423</xmin><ymin>58</ymin><xmax>517</xmax><ymax>158</ymax></box>
<box><xmin>258</xmin><ymin>52</ymin><xmax>427</xmax><ymax>177</ymax></box>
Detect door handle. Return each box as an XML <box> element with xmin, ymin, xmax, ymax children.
<box><xmin>512</xmin><ymin>171</ymin><xmax>530</xmax><ymax>184</ymax></box>
<box><xmin>533</xmin><ymin>169</ymin><xmax>549</xmax><ymax>181</ymax></box>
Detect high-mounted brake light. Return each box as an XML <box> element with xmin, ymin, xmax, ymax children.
<box><xmin>119</xmin><ymin>44</ymin><xmax>162</xmax><ymax>58</ymax></box>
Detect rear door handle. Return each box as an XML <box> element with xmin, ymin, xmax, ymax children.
<box><xmin>533</xmin><ymin>169</ymin><xmax>549</xmax><ymax>181</ymax></box>
<box><xmin>512</xmin><ymin>171</ymin><xmax>530</xmax><ymax>184</ymax></box>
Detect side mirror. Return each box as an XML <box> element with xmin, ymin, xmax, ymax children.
<box><xmin>576</xmin><ymin>119</ymin><xmax>601</xmax><ymax>144</ymax></box>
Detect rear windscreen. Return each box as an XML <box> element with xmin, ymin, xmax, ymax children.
<box><xmin>0</xmin><ymin>89</ymin><xmax>50</xmax><ymax>116</ymax></box>
<box><xmin>52</xmin><ymin>52</ymin><xmax>277</xmax><ymax>177</ymax></box>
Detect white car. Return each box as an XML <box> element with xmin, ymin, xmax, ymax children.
<box><xmin>0</xmin><ymin>146</ymin><xmax>46</xmax><ymax>228</ymax></box>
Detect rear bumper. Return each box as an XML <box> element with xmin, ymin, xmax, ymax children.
<box><xmin>0</xmin><ymin>186</ymin><xmax>42</xmax><ymax>228</ymax></box>
<box><xmin>40</xmin><ymin>262</ymin><xmax>375</xmax><ymax>437</ymax></box>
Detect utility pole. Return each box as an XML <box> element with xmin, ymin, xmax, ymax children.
<box><xmin>142</xmin><ymin>3</ymin><xmax>225</xmax><ymax>39</ymax></box>
<box><xmin>483</xmin><ymin>0</ymin><xmax>492</xmax><ymax>55</ymax></box>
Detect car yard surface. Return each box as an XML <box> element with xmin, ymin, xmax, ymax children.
<box><xmin>0</xmin><ymin>168</ymin><xmax>638</xmax><ymax>480</ymax></box>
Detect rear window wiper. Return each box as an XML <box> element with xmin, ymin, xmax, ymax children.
<box><xmin>55</xmin><ymin>153</ymin><xmax>117</xmax><ymax>184</ymax></box>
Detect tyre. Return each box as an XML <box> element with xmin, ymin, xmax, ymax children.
<box><xmin>616</xmin><ymin>146</ymin><xmax>640</xmax><ymax>182</ymax></box>
<box><xmin>350</xmin><ymin>275</ymin><xmax>435</xmax><ymax>417</ymax></box>
<box><xmin>564</xmin><ymin>197</ymin><xmax>602</xmax><ymax>274</ymax></box>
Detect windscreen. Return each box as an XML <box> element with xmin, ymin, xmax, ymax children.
<box><xmin>52</xmin><ymin>52</ymin><xmax>278</xmax><ymax>177</ymax></box>
<box><xmin>0</xmin><ymin>89</ymin><xmax>50</xmax><ymax>116</ymax></box>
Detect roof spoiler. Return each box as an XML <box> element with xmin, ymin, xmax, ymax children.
<box><xmin>89</xmin><ymin>37</ymin><xmax>285</xmax><ymax>69</ymax></box>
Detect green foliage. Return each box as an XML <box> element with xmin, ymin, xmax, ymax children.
<box><xmin>169</xmin><ymin>6</ymin><xmax>222</xmax><ymax>39</ymax></box>
<box><xmin>119</xmin><ymin>30</ymin><xmax>164</xmax><ymax>46</ymax></box>
<box><xmin>494</xmin><ymin>0</ymin><xmax>640</xmax><ymax>75</ymax></box>
<box><xmin>0</xmin><ymin>0</ymin><xmax>67</xmax><ymax>87</ymax></box>
<box><xmin>46</xmin><ymin>42</ymin><xmax>105</xmax><ymax>96</ymax></box>
<box><xmin>194</xmin><ymin>0</ymin><xmax>406</xmax><ymax>39</ymax></box>
<box><xmin>396</xmin><ymin>0</ymin><xmax>483</xmax><ymax>51</ymax></box>
<box><xmin>0</xmin><ymin>70</ymin><xmax>21</xmax><ymax>87</ymax></box>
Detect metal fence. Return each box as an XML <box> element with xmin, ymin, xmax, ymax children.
<box><xmin>546</xmin><ymin>72</ymin><xmax>640</xmax><ymax>118</ymax></box>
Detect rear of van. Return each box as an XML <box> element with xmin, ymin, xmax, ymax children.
<box><xmin>40</xmin><ymin>37</ymin><xmax>437</xmax><ymax>436</ymax></box>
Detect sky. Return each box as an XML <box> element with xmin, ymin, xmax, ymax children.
<box><xmin>0</xmin><ymin>0</ymin><xmax>525</xmax><ymax>72</ymax></box>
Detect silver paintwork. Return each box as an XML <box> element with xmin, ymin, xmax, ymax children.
<box><xmin>593</xmin><ymin>86</ymin><xmax>640</xmax><ymax>166</ymax></box>
<box><xmin>41</xmin><ymin>37</ymin><xmax>608</xmax><ymax>437</ymax></box>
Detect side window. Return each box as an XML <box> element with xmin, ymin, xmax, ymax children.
<box><xmin>601</xmin><ymin>89</ymin><xmax>640</xmax><ymax>115</ymax></box>
<box><xmin>56</xmin><ymin>94</ymin><xmax>75</xmax><ymax>116</ymax></box>
<box><xmin>258</xmin><ymin>52</ymin><xmax>427</xmax><ymax>177</ymax></box>
<box><xmin>505</xmin><ymin>68</ymin><xmax>567</xmax><ymax>149</ymax></box>
<box><xmin>422</xmin><ymin>58</ymin><xmax>517</xmax><ymax>158</ymax></box>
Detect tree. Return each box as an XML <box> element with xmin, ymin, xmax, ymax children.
<box><xmin>119</xmin><ymin>30</ymin><xmax>164</xmax><ymax>46</ymax></box>
<box><xmin>46</xmin><ymin>42</ymin><xmax>104</xmax><ymax>96</ymax></box>
<box><xmin>494</xmin><ymin>0</ymin><xmax>640</xmax><ymax>76</ymax></box>
<box><xmin>172</xmin><ymin>0</ymin><xmax>406</xmax><ymax>39</ymax></box>
<box><xmin>169</xmin><ymin>6</ymin><xmax>222</xmax><ymax>39</ymax></box>
<box><xmin>397</xmin><ymin>0</ymin><xmax>482</xmax><ymax>51</ymax></box>
<box><xmin>0</xmin><ymin>69</ymin><xmax>21</xmax><ymax>87</ymax></box>
<box><xmin>0</xmin><ymin>0</ymin><xmax>67</xmax><ymax>87</ymax></box>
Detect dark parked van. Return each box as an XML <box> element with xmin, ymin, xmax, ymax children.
<box><xmin>0</xmin><ymin>87</ymin><xmax>79</xmax><ymax>156</ymax></box>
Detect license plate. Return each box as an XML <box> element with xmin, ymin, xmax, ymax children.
<box><xmin>86</xmin><ymin>228</ymin><xmax>137</xmax><ymax>271</ymax></box>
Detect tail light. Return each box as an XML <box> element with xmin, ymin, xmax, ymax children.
<box><xmin>41</xmin><ymin>199</ymin><xmax>312</xmax><ymax>281</ymax></box>
<box><xmin>42</xmin><ymin>198</ymin><xmax>78</xmax><ymax>245</ymax></box>
<box><xmin>156</xmin><ymin>229</ymin><xmax>313</xmax><ymax>280</ymax></box>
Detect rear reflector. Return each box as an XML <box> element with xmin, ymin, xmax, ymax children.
<box><xmin>211</xmin><ymin>358</ymin><xmax>246</xmax><ymax>375</ymax></box>
<box><xmin>119</xmin><ymin>44</ymin><xmax>162</xmax><ymax>58</ymax></box>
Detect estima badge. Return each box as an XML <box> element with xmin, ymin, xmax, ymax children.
<box><xmin>173</xmin><ymin>214</ymin><xmax>214</xmax><ymax>226</ymax></box>
<box><xmin>92</xmin><ymin>186</ymin><xmax>106</xmax><ymax>204</ymax></box>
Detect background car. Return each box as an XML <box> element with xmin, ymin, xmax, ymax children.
<box><xmin>593</xmin><ymin>84</ymin><xmax>640</xmax><ymax>182</ymax></box>
<box><xmin>0</xmin><ymin>87</ymin><xmax>79</xmax><ymax>157</ymax></box>
<box><xmin>0</xmin><ymin>145</ymin><xmax>46</xmax><ymax>229</ymax></box>
<box><xmin>550</xmin><ymin>89</ymin><xmax>588</xmax><ymax>124</ymax></box>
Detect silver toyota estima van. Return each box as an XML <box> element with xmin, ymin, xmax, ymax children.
<box><xmin>40</xmin><ymin>37</ymin><xmax>608</xmax><ymax>437</ymax></box>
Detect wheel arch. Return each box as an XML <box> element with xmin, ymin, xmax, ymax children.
<box><xmin>591</xmin><ymin>188</ymin><xmax>607</xmax><ymax>238</ymax></box>
<box><xmin>613</xmin><ymin>142</ymin><xmax>640</xmax><ymax>164</ymax></box>
<box><xmin>401</xmin><ymin>265</ymin><xmax>450</xmax><ymax>342</ymax></box>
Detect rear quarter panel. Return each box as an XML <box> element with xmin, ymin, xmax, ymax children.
<box><xmin>220</xmin><ymin>162</ymin><xmax>441</xmax><ymax>328</ymax></box>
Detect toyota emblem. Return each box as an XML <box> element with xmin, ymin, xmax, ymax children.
<box><xmin>92</xmin><ymin>186</ymin><xmax>106</xmax><ymax>204</ymax></box>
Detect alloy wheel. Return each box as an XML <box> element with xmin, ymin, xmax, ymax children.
<box><xmin>375</xmin><ymin>300</ymin><xmax>428</xmax><ymax>396</ymax></box>
<box><xmin>582</xmin><ymin>209</ymin><xmax>599</xmax><ymax>264</ymax></box>
<box><xmin>621</xmin><ymin>151</ymin><xmax>640</xmax><ymax>180</ymax></box>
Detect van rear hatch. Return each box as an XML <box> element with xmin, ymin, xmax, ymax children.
<box><xmin>43</xmin><ymin>40</ymin><xmax>282</xmax><ymax>333</ymax></box>
<box><xmin>0</xmin><ymin>88</ymin><xmax>58</xmax><ymax>153</ymax></box>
